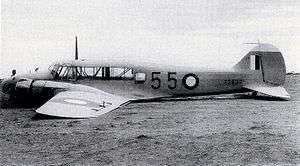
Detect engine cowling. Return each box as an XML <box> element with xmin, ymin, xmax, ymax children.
<box><xmin>15</xmin><ymin>78</ymin><xmax>34</xmax><ymax>96</ymax></box>
<box><xmin>0</xmin><ymin>78</ymin><xmax>51</xmax><ymax>107</ymax></box>
<box><xmin>1</xmin><ymin>78</ymin><xmax>17</xmax><ymax>95</ymax></box>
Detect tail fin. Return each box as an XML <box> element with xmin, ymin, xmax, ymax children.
<box><xmin>234</xmin><ymin>44</ymin><xmax>290</xmax><ymax>100</ymax></box>
<box><xmin>234</xmin><ymin>43</ymin><xmax>286</xmax><ymax>85</ymax></box>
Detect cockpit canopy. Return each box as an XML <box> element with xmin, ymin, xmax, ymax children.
<box><xmin>48</xmin><ymin>63</ymin><xmax>134</xmax><ymax>80</ymax></box>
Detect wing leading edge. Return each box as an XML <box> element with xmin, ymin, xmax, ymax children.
<box><xmin>36</xmin><ymin>90</ymin><xmax>129</xmax><ymax>118</ymax></box>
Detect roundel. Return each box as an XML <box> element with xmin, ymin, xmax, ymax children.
<box><xmin>182</xmin><ymin>73</ymin><xmax>199</xmax><ymax>90</ymax></box>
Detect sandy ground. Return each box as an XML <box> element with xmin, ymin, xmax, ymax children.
<box><xmin>0</xmin><ymin>75</ymin><xmax>299</xmax><ymax>165</ymax></box>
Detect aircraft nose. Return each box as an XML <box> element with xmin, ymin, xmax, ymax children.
<box><xmin>0</xmin><ymin>77</ymin><xmax>18</xmax><ymax>107</ymax></box>
<box><xmin>0</xmin><ymin>77</ymin><xmax>18</xmax><ymax>95</ymax></box>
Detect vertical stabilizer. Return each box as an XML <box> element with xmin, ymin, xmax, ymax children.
<box><xmin>234</xmin><ymin>44</ymin><xmax>286</xmax><ymax>85</ymax></box>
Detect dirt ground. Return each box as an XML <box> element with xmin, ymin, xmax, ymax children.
<box><xmin>0</xmin><ymin>75</ymin><xmax>299</xmax><ymax>165</ymax></box>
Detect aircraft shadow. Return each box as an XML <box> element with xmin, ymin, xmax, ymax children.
<box><xmin>31</xmin><ymin>114</ymin><xmax>77</xmax><ymax>121</ymax></box>
<box><xmin>131</xmin><ymin>94</ymin><xmax>286</xmax><ymax>103</ymax></box>
<box><xmin>26</xmin><ymin>93</ymin><xmax>287</xmax><ymax>120</ymax></box>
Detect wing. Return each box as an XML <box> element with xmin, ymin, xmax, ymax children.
<box><xmin>244</xmin><ymin>83</ymin><xmax>290</xmax><ymax>100</ymax></box>
<box><xmin>36</xmin><ymin>90</ymin><xmax>129</xmax><ymax>118</ymax></box>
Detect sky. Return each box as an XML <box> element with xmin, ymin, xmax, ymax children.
<box><xmin>1</xmin><ymin>0</ymin><xmax>300</xmax><ymax>77</ymax></box>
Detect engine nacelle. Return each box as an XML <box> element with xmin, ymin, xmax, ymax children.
<box><xmin>15</xmin><ymin>79</ymin><xmax>34</xmax><ymax>95</ymax></box>
<box><xmin>1</xmin><ymin>78</ymin><xmax>59</xmax><ymax>107</ymax></box>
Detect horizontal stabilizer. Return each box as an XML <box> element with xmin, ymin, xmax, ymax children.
<box><xmin>244</xmin><ymin>83</ymin><xmax>290</xmax><ymax>100</ymax></box>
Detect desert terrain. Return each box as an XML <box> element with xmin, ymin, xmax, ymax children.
<box><xmin>0</xmin><ymin>75</ymin><xmax>299</xmax><ymax>165</ymax></box>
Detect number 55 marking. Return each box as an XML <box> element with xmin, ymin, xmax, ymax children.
<box><xmin>151</xmin><ymin>72</ymin><xmax>161</xmax><ymax>89</ymax></box>
<box><xmin>168</xmin><ymin>72</ymin><xmax>177</xmax><ymax>89</ymax></box>
<box><xmin>151</xmin><ymin>72</ymin><xmax>177</xmax><ymax>90</ymax></box>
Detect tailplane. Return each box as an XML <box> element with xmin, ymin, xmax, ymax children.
<box><xmin>244</xmin><ymin>83</ymin><xmax>290</xmax><ymax>100</ymax></box>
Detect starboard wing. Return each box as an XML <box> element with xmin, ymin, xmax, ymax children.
<box><xmin>244</xmin><ymin>83</ymin><xmax>290</xmax><ymax>100</ymax></box>
<box><xmin>36</xmin><ymin>90</ymin><xmax>129</xmax><ymax>118</ymax></box>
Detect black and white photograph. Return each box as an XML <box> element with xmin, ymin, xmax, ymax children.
<box><xmin>1</xmin><ymin>0</ymin><xmax>299</xmax><ymax>165</ymax></box>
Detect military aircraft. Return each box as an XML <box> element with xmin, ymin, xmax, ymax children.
<box><xmin>0</xmin><ymin>39</ymin><xmax>290</xmax><ymax>118</ymax></box>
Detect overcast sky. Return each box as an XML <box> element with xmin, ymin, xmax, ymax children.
<box><xmin>1</xmin><ymin>0</ymin><xmax>300</xmax><ymax>77</ymax></box>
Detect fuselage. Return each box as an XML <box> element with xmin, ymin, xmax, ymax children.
<box><xmin>15</xmin><ymin>59</ymin><xmax>262</xmax><ymax>100</ymax></box>
<box><xmin>76</xmin><ymin>71</ymin><xmax>253</xmax><ymax>100</ymax></box>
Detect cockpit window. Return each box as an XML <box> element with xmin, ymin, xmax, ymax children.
<box><xmin>48</xmin><ymin>64</ymin><xmax>61</xmax><ymax>78</ymax></box>
<box><xmin>52</xmin><ymin>65</ymin><xmax>134</xmax><ymax>80</ymax></box>
<box><xmin>48</xmin><ymin>64</ymin><xmax>59</xmax><ymax>73</ymax></box>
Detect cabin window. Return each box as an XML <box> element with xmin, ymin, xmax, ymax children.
<box><xmin>84</xmin><ymin>67</ymin><xmax>94</xmax><ymax>76</ymax></box>
<box><xmin>111</xmin><ymin>67</ymin><xmax>133</xmax><ymax>78</ymax></box>
<box><xmin>48</xmin><ymin>64</ymin><xmax>59</xmax><ymax>73</ymax></box>
<box><xmin>135</xmin><ymin>73</ymin><xmax>146</xmax><ymax>83</ymax></box>
<box><xmin>48</xmin><ymin>64</ymin><xmax>60</xmax><ymax>77</ymax></box>
<box><xmin>59</xmin><ymin>66</ymin><xmax>69</xmax><ymax>78</ymax></box>
<box><xmin>56</xmin><ymin>66</ymin><xmax>77</xmax><ymax>79</ymax></box>
<box><xmin>52</xmin><ymin>65</ymin><xmax>134</xmax><ymax>80</ymax></box>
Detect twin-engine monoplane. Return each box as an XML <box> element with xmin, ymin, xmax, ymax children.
<box><xmin>0</xmin><ymin>41</ymin><xmax>290</xmax><ymax>118</ymax></box>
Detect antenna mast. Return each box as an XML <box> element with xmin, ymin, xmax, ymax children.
<box><xmin>75</xmin><ymin>36</ymin><xmax>78</xmax><ymax>60</ymax></box>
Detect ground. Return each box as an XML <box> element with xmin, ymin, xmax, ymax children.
<box><xmin>0</xmin><ymin>75</ymin><xmax>299</xmax><ymax>165</ymax></box>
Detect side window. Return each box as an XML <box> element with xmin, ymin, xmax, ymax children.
<box><xmin>111</xmin><ymin>67</ymin><xmax>133</xmax><ymax>79</ymax></box>
<box><xmin>84</xmin><ymin>67</ymin><xmax>94</xmax><ymax>76</ymax></box>
<box><xmin>59</xmin><ymin>67</ymin><xmax>68</xmax><ymax>78</ymax></box>
<box><xmin>58</xmin><ymin>66</ymin><xmax>77</xmax><ymax>80</ymax></box>
<box><xmin>49</xmin><ymin>65</ymin><xmax>61</xmax><ymax>79</ymax></box>
<box><xmin>135</xmin><ymin>73</ymin><xmax>146</xmax><ymax>83</ymax></box>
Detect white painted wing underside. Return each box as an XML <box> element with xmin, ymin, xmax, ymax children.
<box><xmin>36</xmin><ymin>90</ymin><xmax>129</xmax><ymax>118</ymax></box>
<box><xmin>244</xmin><ymin>83</ymin><xmax>290</xmax><ymax>100</ymax></box>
